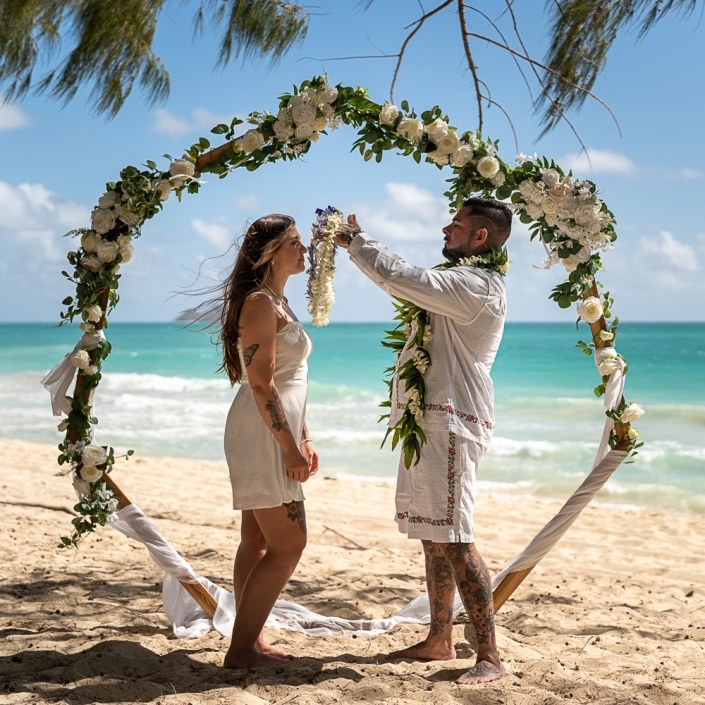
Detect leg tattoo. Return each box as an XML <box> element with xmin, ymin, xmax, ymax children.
<box><xmin>423</xmin><ymin>541</ymin><xmax>456</xmax><ymax>637</ymax></box>
<box><xmin>284</xmin><ymin>500</ymin><xmax>307</xmax><ymax>537</ymax></box>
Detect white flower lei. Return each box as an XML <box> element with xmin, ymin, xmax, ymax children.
<box><xmin>307</xmin><ymin>206</ymin><xmax>344</xmax><ymax>326</ymax></box>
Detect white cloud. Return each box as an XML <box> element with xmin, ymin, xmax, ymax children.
<box><xmin>352</xmin><ymin>182</ymin><xmax>451</xmax><ymax>242</ymax></box>
<box><xmin>640</xmin><ymin>230</ymin><xmax>699</xmax><ymax>272</ymax></box>
<box><xmin>680</xmin><ymin>168</ymin><xmax>703</xmax><ymax>180</ymax></box>
<box><xmin>0</xmin><ymin>96</ymin><xmax>30</xmax><ymax>131</ymax></box>
<box><xmin>152</xmin><ymin>107</ymin><xmax>235</xmax><ymax>137</ymax></box>
<box><xmin>192</xmin><ymin>217</ymin><xmax>232</xmax><ymax>250</ymax></box>
<box><xmin>561</xmin><ymin>149</ymin><xmax>636</xmax><ymax>175</ymax></box>
<box><xmin>236</xmin><ymin>192</ymin><xmax>260</xmax><ymax>210</ymax></box>
<box><xmin>0</xmin><ymin>181</ymin><xmax>89</xmax><ymax>263</ymax></box>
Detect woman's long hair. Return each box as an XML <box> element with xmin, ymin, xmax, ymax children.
<box><xmin>202</xmin><ymin>214</ymin><xmax>296</xmax><ymax>385</ymax></box>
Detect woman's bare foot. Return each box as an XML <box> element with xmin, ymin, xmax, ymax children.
<box><xmin>456</xmin><ymin>659</ymin><xmax>508</xmax><ymax>685</ymax></box>
<box><xmin>257</xmin><ymin>641</ymin><xmax>296</xmax><ymax>660</ymax></box>
<box><xmin>223</xmin><ymin>648</ymin><xmax>287</xmax><ymax>670</ymax></box>
<box><xmin>386</xmin><ymin>639</ymin><xmax>456</xmax><ymax>661</ymax></box>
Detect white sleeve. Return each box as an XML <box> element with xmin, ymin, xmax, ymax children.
<box><xmin>347</xmin><ymin>233</ymin><xmax>505</xmax><ymax>321</ymax></box>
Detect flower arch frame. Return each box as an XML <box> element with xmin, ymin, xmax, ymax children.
<box><xmin>46</xmin><ymin>74</ymin><xmax>643</xmax><ymax>607</ymax></box>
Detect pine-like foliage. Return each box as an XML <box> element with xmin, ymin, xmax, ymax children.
<box><xmin>0</xmin><ymin>0</ymin><xmax>308</xmax><ymax>117</ymax></box>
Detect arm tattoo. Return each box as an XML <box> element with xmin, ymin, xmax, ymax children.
<box><xmin>284</xmin><ymin>500</ymin><xmax>307</xmax><ymax>536</ymax></box>
<box><xmin>264</xmin><ymin>386</ymin><xmax>291</xmax><ymax>434</ymax></box>
<box><xmin>242</xmin><ymin>343</ymin><xmax>259</xmax><ymax>367</ymax></box>
<box><xmin>300</xmin><ymin>423</ymin><xmax>309</xmax><ymax>443</ymax></box>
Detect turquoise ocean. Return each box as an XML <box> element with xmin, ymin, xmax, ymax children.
<box><xmin>1</xmin><ymin>322</ymin><xmax>704</xmax><ymax>514</ymax></box>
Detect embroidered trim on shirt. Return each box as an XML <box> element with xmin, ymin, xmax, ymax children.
<box><xmin>397</xmin><ymin>432</ymin><xmax>457</xmax><ymax>527</ymax></box>
<box><xmin>395</xmin><ymin>400</ymin><xmax>494</xmax><ymax>431</ymax></box>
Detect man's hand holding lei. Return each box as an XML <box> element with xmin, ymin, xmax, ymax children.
<box><xmin>307</xmin><ymin>207</ymin><xmax>345</xmax><ymax>327</ymax></box>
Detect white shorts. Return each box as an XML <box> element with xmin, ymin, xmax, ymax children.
<box><xmin>395</xmin><ymin>431</ymin><xmax>483</xmax><ymax>543</ymax></box>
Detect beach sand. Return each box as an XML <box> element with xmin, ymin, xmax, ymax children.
<box><xmin>1</xmin><ymin>436</ymin><xmax>704</xmax><ymax>704</ymax></box>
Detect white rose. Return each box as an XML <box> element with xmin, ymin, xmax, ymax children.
<box><xmin>169</xmin><ymin>158</ymin><xmax>195</xmax><ymax>179</ymax></box>
<box><xmin>82</xmin><ymin>444</ymin><xmax>107</xmax><ymax>467</ymax></box>
<box><xmin>561</xmin><ymin>254</ymin><xmax>579</xmax><ymax>272</ymax></box>
<box><xmin>116</xmin><ymin>234</ymin><xmax>131</xmax><ymax>247</ymax></box>
<box><xmin>597</xmin><ymin>355</ymin><xmax>623</xmax><ymax>376</ymax></box>
<box><xmin>620</xmin><ymin>403</ymin><xmax>645</xmax><ymax>424</ymax></box>
<box><xmin>396</xmin><ymin>117</ymin><xmax>424</xmax><ymax>144</ymax></box>
<box><xmin>599</xmin><ymin>330</ymin><xmax>614</xmax><ymax>341</ymax></box>
<box><xmin>435</xmin><ymin>129</ymin><xmax>460</xmax><ymax>155</ymax></box>
<box><xmin>57</xmin><ymin>419</ymin><xmax>69</xmax><ymax>433</ymax></box>
<box><xmin>491</xmin><ymin>172</ymin><xmax>506</xmax><ymax>186</ymax></box>
<box><xmin>545</xmin><ymin>213</ymin><xmax>558</xmax><ymax>227</ymax></box>
<box><xmin>84</xmin><ymin>365</ymin><xmax>98</xmax><ymax>376</ymax></box>
<box><xmin>542</xmin><ymin>168</ymin><xmax>561</xmax><ymax>188</ymax></box>
<box><xmin>627</xmin><ymin>428</ymin><xmax>640</xmax><ymax>441</ymax></box>
<box><xmin>70</xmin><ymin>349</ymin><xmax>91</xmax><ymax>369</ymax></box>
<box><xmin>80</xmin><ymin>465</ymin><xmax>104</xmax><ymax>483</ymax></box>
<box><xmin>119</xmin><ymin>244</ymin><xmax>134</xmax><ymax>263</ymax></box>
<box><xmin>152</xmin><ymin>179</ymin><xmax>171</xmax><ymax>201</ymax></box>
<box><xmin>576</xmin><ymin>296</ymin><xmax>602</xmax><ymax>324</ymax></box>
<box><xmin>320</xmin><ymin>85</ymin><xmax>338</xmax><ymax>103</ymax></box>
<box><xmin>424</xmin><ymin>118</ymin><xmax>449</xmax><ymax>144</ymax></box>
<box><xmin>427</xmin><ymin>151</ymin><xmax>450</xmax><ymax>166</ymax></box>
<box><xmin>551</xmin><ymin>182</ymin><xmax>571</xmax><ymax>199</ymax></box>
<box><xmin>91</xmin><ymin>208</ymin><xmax>116</xmax><ymax>235</ymax></box>
<box><xmin>238</xmin><ymin>129</ymin><xmax>265</xmax><ymax>153</ymax></box>
<box><xmin>119</xmin><ymin>210</ymin><xmax>141</xmax><ymax>227</ymax></box>
<box><xmin>97</xmin><ymin>191</ymin><xmax>119</xmax><ymax>209</ymax></box>
<box><xmin>477</xmin><ymin>156</ymin><xmax>500</xmax><ymax>179</ymax></box>
<box><xmin>312</xmin><ymin>116</ymin><xmax>328</xmax><ymax>131</ymax></box>
<box><xmin>277</xmin><ymin>107</ymin><xmax>293</xmax><ymax>124</ymax></box>
<box><xmin>273</xmin><ymin>120</ymin><xmax>295</xmax><ymax>141</ymax></box>
<box><xmin>574</xmin><ymin>203</ymin><xmax>599</xmax><ymax>226</ymax></box>
<box><xmin>96</xmin><ymin>240</ymin><xmax>120</xmax><ymax>263</ymax></box>
<box><xmin>541</xmin><ymin>197</ymin><xmax>558</xmax><ymax>215</ymax></box>
<box><xmin>451</xmin><ymin>144</ymin><xmax>474</xmax><ymax>167</ymax></box>
<box><xmin>81</xmin><ymin>232</ymin><xmax>102</xmax><ymax>253</ymax></box>
<box><xmin>310</xmin><ymin>132</ymin><xmax>320</xmax><ymax>143</ymax></box>
<box><xmin>290</xmin><ymin>102</ymin><xmax>317</xmax><ymax>126</ymax></box>
<box><xmin>84</xmin><ymin>304</ymin><xmax>102</xmax><ymax>322</ymax></box>
<box><xmin>379</xmin><ymin>103</ymin><xmax>400</xmax><ymax>126</ymax></box>
<box><xmin>294</xmin><ymin>124</ymin><xmax>313</xmax><ymax>140</ymax></box>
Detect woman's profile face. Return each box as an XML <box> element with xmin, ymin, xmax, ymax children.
<box><xmin>270</xmin><ymin>225</ymin><xmax>307</xmax><ymax>276</ymax></box>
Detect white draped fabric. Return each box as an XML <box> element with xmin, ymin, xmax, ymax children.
<box><xmin>40</xmin><ymin>331</ymin><xmax>105</xmax><ymax>416</ymax></box>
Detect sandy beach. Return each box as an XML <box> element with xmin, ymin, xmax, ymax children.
<box><xmin>2</xmin><ymin>436</ymin><xmax>704</xmax><ymax>704</ymax></box>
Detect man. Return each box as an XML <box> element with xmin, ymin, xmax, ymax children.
<box><xmin>334</xmin><ymin>197</ymin><xmax>512</xmax><ymax>685</ymax></box>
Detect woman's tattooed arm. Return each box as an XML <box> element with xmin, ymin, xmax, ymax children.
<box><xmin>264</xmin><ymin>385</ymin><xmax>291</xmax><ymax>434</ymax></box>
<box><xmin>242</xmin><ymin>343</ymin><xmax>259</xmax><ymax>367</ymax></box>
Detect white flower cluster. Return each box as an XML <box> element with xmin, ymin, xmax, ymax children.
<box><xmin>272</xmin><ymin>83</ymin><xmax>340</xmax><ymax>147</ymax></box>
<box><xmin>378</xmin><ymin>107</ymin><xmax>505</xmax><ymax>186</ymax></box>
<box><xmin>307</xmin><ymin>207</ymin><xmax>344</xmax><ymax>327</ymax></box>
<box><xmin>405</xmin><ymin>386</ymin><xmax>424</xmax><ymax>424</ymax></box>
<box><xmin>515</xmin><ymin>167</ymin><xmax>614</xmax><ymax>272</ymax></box>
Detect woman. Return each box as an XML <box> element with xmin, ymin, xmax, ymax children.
<box><xmin>217</xmin><ymin>214</ymin><xmax>318</xmax><ymax>669</ymax></box>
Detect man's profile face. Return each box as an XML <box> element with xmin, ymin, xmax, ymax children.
<box><xmin>442</xmin><ymin>207</ymin><xmax>476</xmax><ymax>260</ymax></box>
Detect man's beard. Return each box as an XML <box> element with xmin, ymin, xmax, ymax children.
<box><xmin>442</xmin><ymin>244</ymin><xmax>462</xmax><ymax>262</ymax></box>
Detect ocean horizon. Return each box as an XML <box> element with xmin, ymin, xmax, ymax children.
<box><xmin>1</xmin><ymin>321</ymin><xmax>703</xmax><ymax>514</ymax></box>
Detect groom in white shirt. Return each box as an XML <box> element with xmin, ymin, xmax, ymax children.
<box><xmin>335</xmin><ymin>197</ymin><xmax>512</xmax><ymax>685</ymax></box>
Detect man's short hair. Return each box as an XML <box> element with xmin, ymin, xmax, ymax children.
<box><xmin>461</xmin><ymin>197</ymin><xmax>512</xmax><ymax>249</ymax></box>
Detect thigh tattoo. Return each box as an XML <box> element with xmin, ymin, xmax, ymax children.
<box><xmin>284</xmin><ymin>500</ymin><xmax>307</xmax><ymax>536</ymax></box>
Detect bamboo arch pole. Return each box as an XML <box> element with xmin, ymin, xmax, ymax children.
<box><xmin>491</xmin><ymin>282</ymin><xmax>631</xmax><ymax>611</ymax></box>
<box><xmin>65</xmin><ymin>291</ymin><xmax>218</xmax><ymax>619</ymax></box>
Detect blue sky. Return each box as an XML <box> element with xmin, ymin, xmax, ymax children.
<box><xmin>1</xmin><ymin>1</ymin><xmax>703</xmax><ymax>323</ymax></box>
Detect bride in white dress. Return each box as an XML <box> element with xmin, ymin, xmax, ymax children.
<box><xmin>215</xmin><ymin>214</ymin><xmax>318</xmax><ymax>669</ymax></box>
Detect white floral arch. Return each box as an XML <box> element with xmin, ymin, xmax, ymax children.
<box><xmin>42</xmin><ymin>75</ymin><xmax>643</xmax><ymax>620</ymax></box>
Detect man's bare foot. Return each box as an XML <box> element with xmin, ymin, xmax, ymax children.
<box><xmin>257</xmin><ymin>641</ymin><xmax>295</xmax><ymax>660</ymax></box>
<box><xmin>386</xmin><ymin>639</ymin><xmax>456</xmax><ymax>662</ymax></box>
<box><xmin>222</xmin><ymin>648</ymin><xmax>287</xmax><ymax>670</ymax></box>
<box><xmin>456</xmin><ymin>660</ymin><xmax>508</xmax><ymax>685</ymax></box>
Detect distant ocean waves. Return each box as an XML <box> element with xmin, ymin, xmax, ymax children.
<box><xmin>4</xmin><ymin>368</ymin><xmax>705</xmax><ymax>514</ymax></box>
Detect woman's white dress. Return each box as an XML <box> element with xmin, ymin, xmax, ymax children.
<box><xmin>224</xmin><ymin>320</ymin><xmax>313</xmax><ymax>510</ymax></box>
